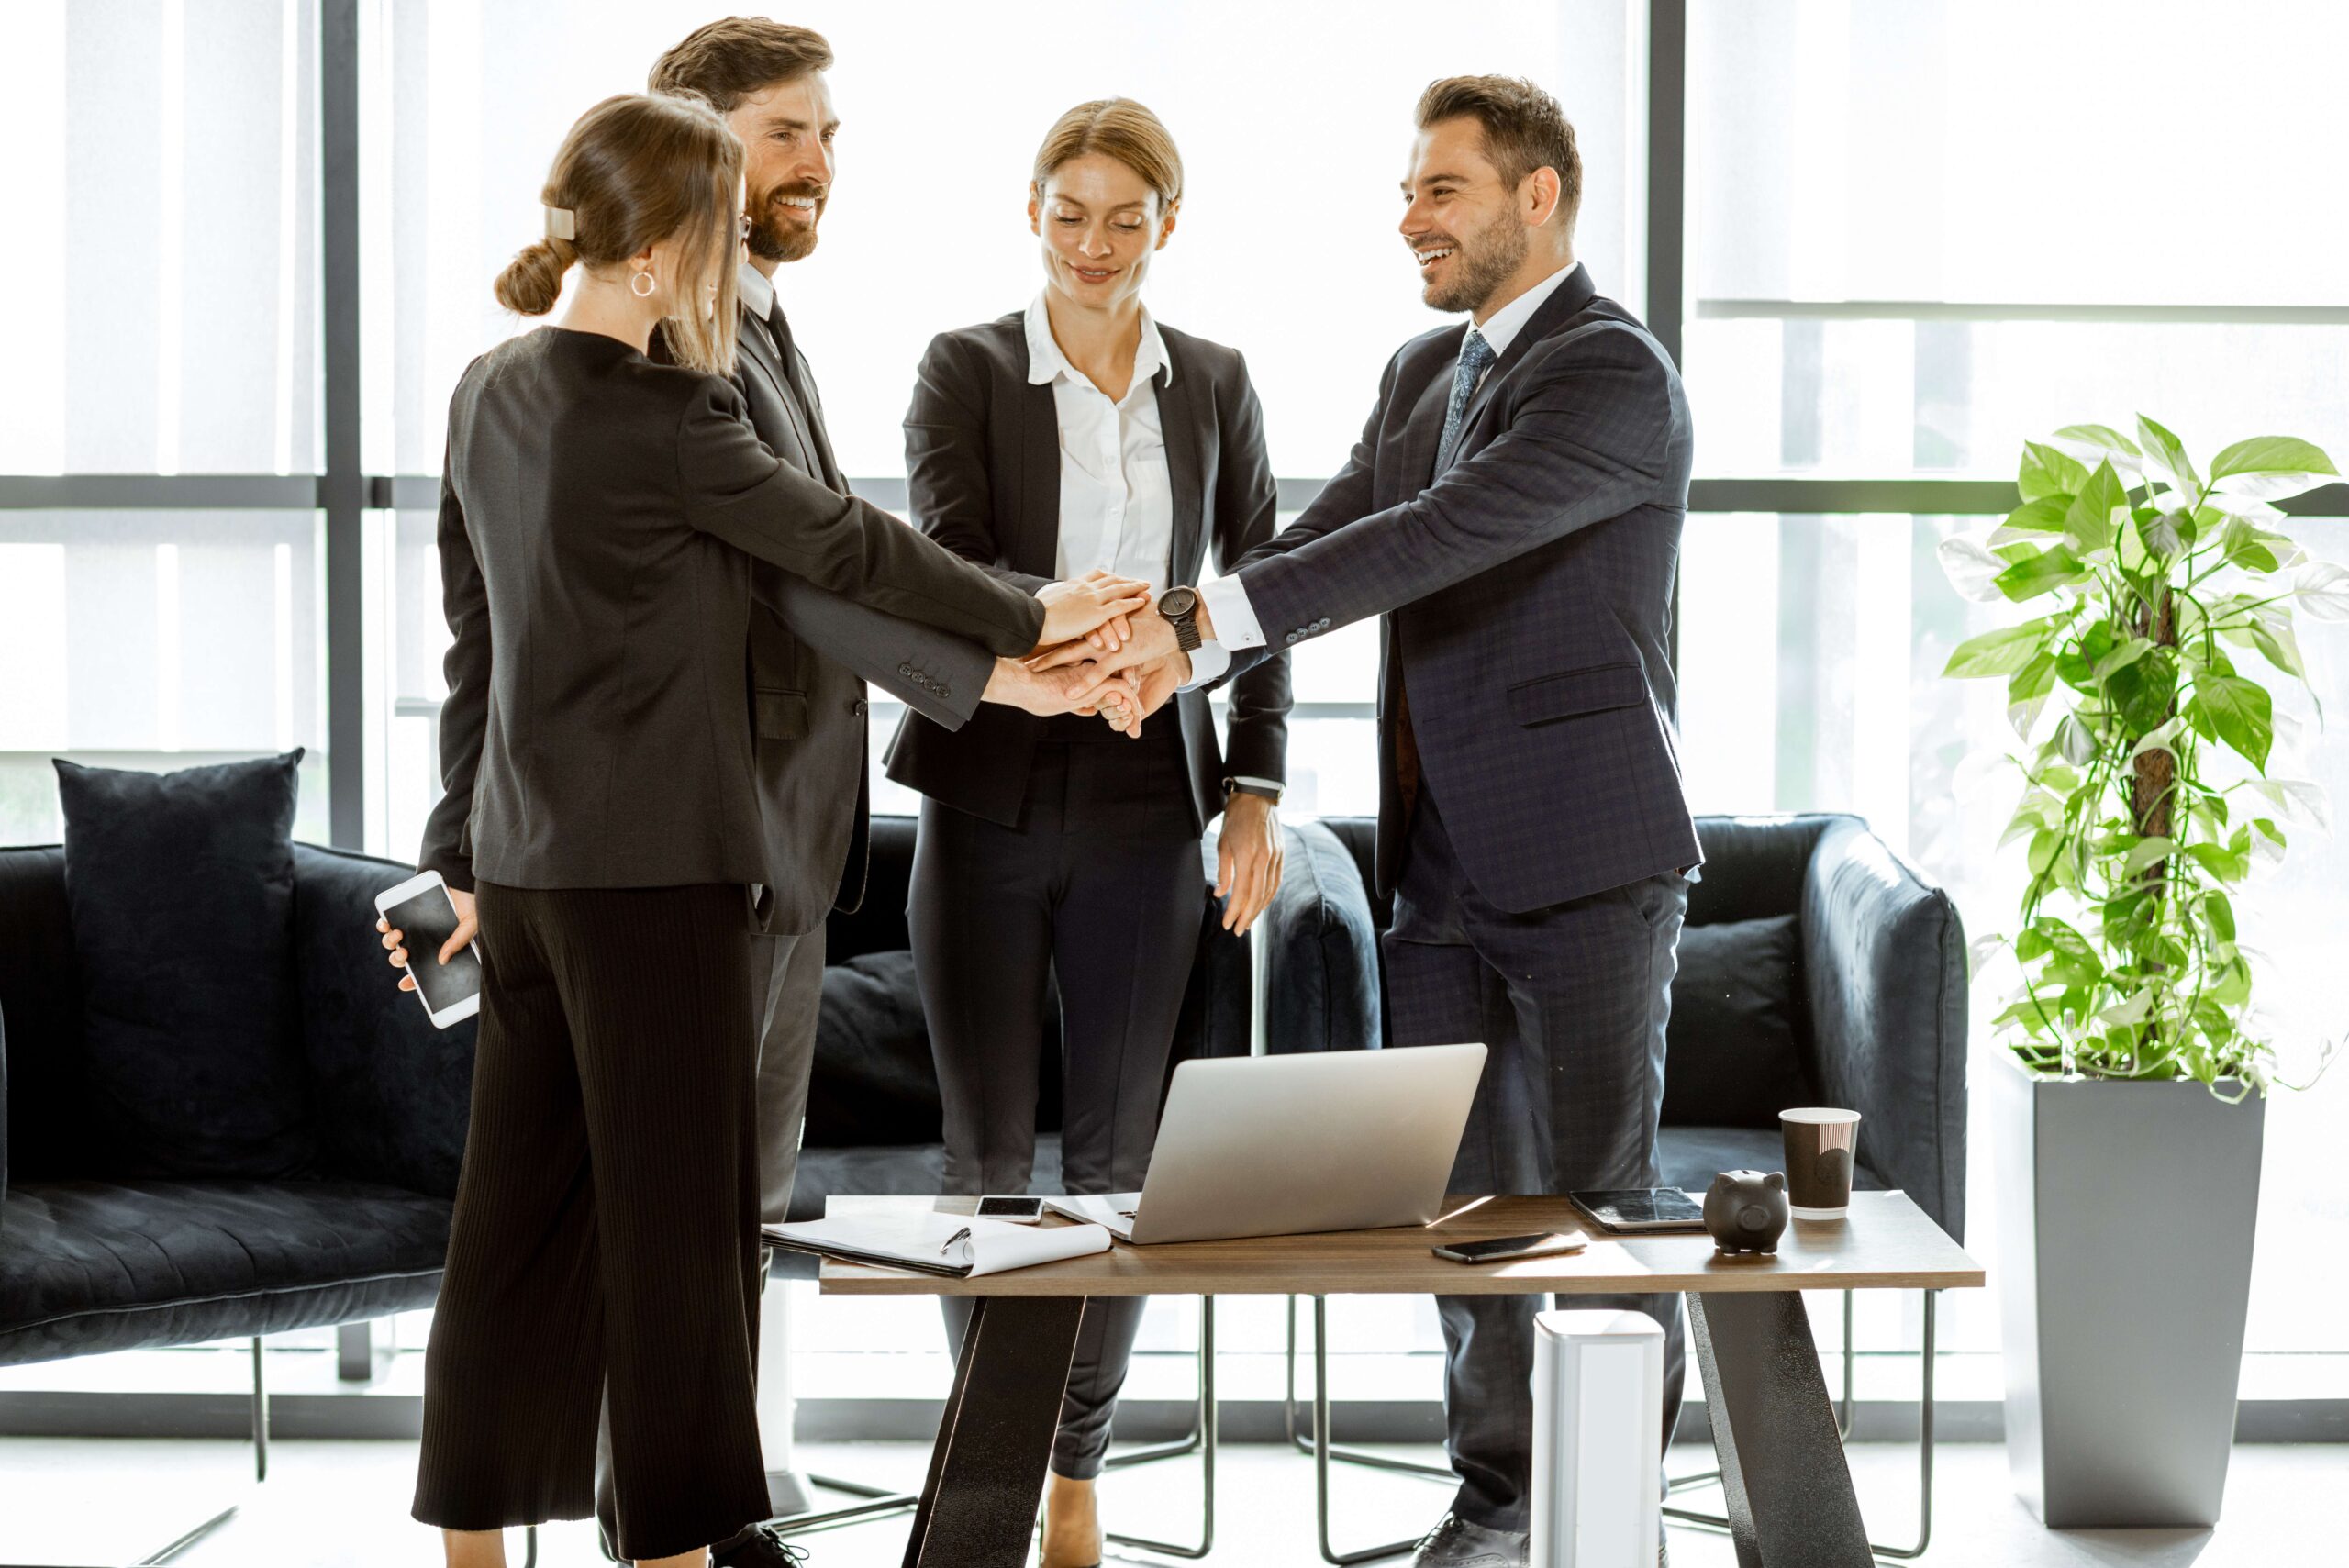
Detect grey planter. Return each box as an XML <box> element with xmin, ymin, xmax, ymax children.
<box><xmin>1991</xmin><ymin>1051</ymin><xmax>2266</xmax><ymax>1527</ymax></box>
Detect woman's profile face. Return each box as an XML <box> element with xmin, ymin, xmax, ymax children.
<box><xmin>1030</xmin><ymin>151</ymin><xmax>1174</xmax><ymax>314</ymax></box>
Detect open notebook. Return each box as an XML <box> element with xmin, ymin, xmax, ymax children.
<box><xmin>763</xmin><ymin>1209</ymin><xmax>1113</xmax><ymax>1278</ymax></box>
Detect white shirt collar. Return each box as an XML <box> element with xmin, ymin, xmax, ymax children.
<box><xmin>1468</xmin><ymin>261</ymin><xmax>1581</xmax><ymax>360</ymax></box>
<box><xmin>738</xmin><ymin>261</ymin><xmax>775</xmax><ymax>321</ymax></box>
<box><xmin>1023</xmin><ymin>292</ymin><xmax>1173</xmax><ymax>391</ymax></box>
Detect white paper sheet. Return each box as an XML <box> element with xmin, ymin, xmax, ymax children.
<box><xmin>763</xmin><ymin>1209</ymin><xmax>1113</xmax><ymax>1276</ymax></box>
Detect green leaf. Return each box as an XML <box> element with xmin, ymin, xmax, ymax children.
<box><xmin>1993</xmin><ymin>495</ymin><xmax>2073</xmax><ymax>541</ymax></box>
<box><xmin>1996</xmin><ymin>544</ymin><xmax>2087</xmax><ymax>601</ymax></box>
<box><xmin>2190</xmin><ymin>674</ymin><xmax>2275</xmax><ymax>772</ymax></box>
<box><xmin>2201</xmin><ymin>888</ymin><xmax>2237</xmax><ymax>944</ymax></box>
<box><xmin>1937</xmin><ymin>534</ymin><xmax>2010</xmax><ymax>603</ymax></box>
<box><xmin>2008</xmin><ymin>649</ymin><xmax>2059</xmax><ymax>737</ymax></box>
<box><xmin>2055</xmin><ymin>713</ymin><xmax>2099</xmax><ymax>766</ymax></box>
<box><xmin>2054</xmin><ymin>423</ymin><xmax>2144</xmax><ymax>466</ymax></box>
<box><xmin>2123</xmin><ymin>837</ymin><xmax>2176</xmax><ymax>877</ymax></box>
<box><xmin>2294</xmin><ymin>562</ymin><xmax>2349</xmax><ymax>621</ymax></box>
<box><xmin>2105</xmin><ymin>651</ymin><xmax>2178</xmax><ymax>736</ymax></box>
<box><xmin>2246</xmin><ymin>777</ymin><xmax>2331</xmax><ymax>835</ymax></box>
<box><xmin>2020</xmin><ymin>440</ymin><xmax>2090</xmax><ymax>502</ymax></box>
<box><xmin>2139</xmin><ymin>509</ymin><xmax>2189</xmax><ymax>558</ymax></box>
<box><xmin>2091</xmin><ymin>635</ymin><xmax>2153</xmax><ymax>683</ymax></box>
<box><xmin>2137</xmin><ymin>415</ymin><xmax>2200</xmax><ymax>498</ymax></box>
<box><xmin>2184</xmin><ymin>841</ymin><xmax>2246</xmax><ymax>881</ymax></box>
<box><xmin>2221</xmin><ymin>518</ymin><xmax>2280</xmax><ymax>573</ymax></box>
<box><xmin>2063</xmin><ymin>462</ymin><xmax>2128</xmax><ymax>556</ymax></box>
<box><xmin>1943</xmin><ymin>617</ymin><xmax>2056</xmax><ymax>678</ymax></box>
<box><xmin>2249</xmin><ymin>617</ymin><xmax>2305</xmax><ymax>680</ymax></box>
<box><xmin>2209</xmin><ymin>436</ymin><xmax>2341</xmax><ymax>502</ymax></box>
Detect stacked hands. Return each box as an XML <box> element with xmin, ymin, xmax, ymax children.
<box><xmin>986</xmin><ymin>570</ymin><xmax>1277</xmax><ymax>933</ymax></box>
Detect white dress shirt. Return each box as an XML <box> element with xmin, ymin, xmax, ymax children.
<box><xmin>1026</xmin><ymin>293</ymin><xmax>1177</xmax><ymax>592</ymax></box>
<box><xmin>1188</xmin><ymin>262</ymin><xmax>1584</xmax><ymax>681</ymax></box>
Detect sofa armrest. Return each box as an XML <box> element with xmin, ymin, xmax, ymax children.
<box><xmin>1799</xmin><ymin>818</ymin><xmax>1969</xmax><ymax>1240</ymax></box>
<box><xmin>1256</xmin><ymin>820</ymin><xmax>1385</xmax><ymax>1053</ymax></box>
<box><xmin>292</xmin><ymin>845</ymin><xmax>477</xmax><ymax>1198</ymax></box>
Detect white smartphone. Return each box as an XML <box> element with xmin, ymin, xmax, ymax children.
<box><xmin>374</xmin><ymin>870</ymin><xmax>482</xmax><ymax>1029</ymax></box>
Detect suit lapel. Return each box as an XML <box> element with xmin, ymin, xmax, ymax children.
<box><xmin>1391</xmin><ymin>342</ymin><xmax>1460</xmax><ymax>501</ymax></box>
<box><xmin>784</xmin><ymin>341</ymin><xmax>846</xmax><ymax>494</ymax></box>
<box><xmin>1152</xmin><ymin>341</ymin><xmax>1204</xmax><ymax>584</ymax></box>
<box><xmin>1019</xmin><ymin>375</ymin><xmax>1062</xmax><ymax>579</ymax></box>
<box><xmin>1454</xmin><ymin>263</ymin><xmax>1598</xmax><ymax>445</ymax></box>
<box><xmin>738</xmin><ymin>312</ymin><xmax>818</xmax><ymax>478</ymax></box>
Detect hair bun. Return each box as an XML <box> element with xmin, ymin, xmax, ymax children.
<box><xmin>495</xmin><ymin>238</ymin><xmax>571</xmax><ymax>316</ymax></box>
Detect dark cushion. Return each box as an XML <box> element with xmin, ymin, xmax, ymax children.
<box><xmin>805</xmin><ymin>951</ymin><xmax>945</xmax><ymax>1148</ymax></box>
<box><xmin>1661</xmin><ymin>915</ymin><xmax>1815</xmax><ymax>1129</ymax></box>
<box><xmin>1657</xmin><ymin>1125</ymin><xmax>1885</xmax><ymax>1195</ymax></box>
<box><xmin>293</xmin><ymin>844</ymin><xmax>477</xmax><ymax>1198</ymax></box>
<box><xmin>0</xmin><ymin>1175</ymin><xmax>449</xmax><ymax>1364</ymax></box>
<box><xmin>55</xmin><ymin>753</ymin><xmax>316</xmax><ymax>1177</ymax></box>
<box><xmin>0</xmin><ymin>846</ymin><xmax>101</xmax><ymax>1182</ymax></box>
<box><xmin>1262</xmin><ymin>820</ymin><xmax>1386</xmax><ymax>1052</ymax></box>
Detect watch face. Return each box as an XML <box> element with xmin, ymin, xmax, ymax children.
<box><xmin>1159</xmin><ymin>586</ymin><xmax>1199</xmax><ymax>617</ymax></box>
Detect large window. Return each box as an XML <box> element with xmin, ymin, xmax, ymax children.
<box><xmin>3</xmin><ymin>0</ymin><xmax>2344</xmax><ymax>1415</ymax></box>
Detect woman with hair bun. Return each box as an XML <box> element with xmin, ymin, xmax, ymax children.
<box><xmin>381</xmin><ymin>91</ymin><xmax>1142</xmax><ymax>1568</ymax></box>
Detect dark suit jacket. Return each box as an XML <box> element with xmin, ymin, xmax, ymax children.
<box><xmin>416</xmin><ymin>326</ymin><xmax>1041</xmax><ymax>922</ymax></box>
<box><xmin>884</xmin><ymin>314</ymin><xmax>1292</xmax><ymax>828</ymax></box>
<box><xmin>1219</xmin><ymin>265</ymin><xmax>1699</xmax><ymax>912</ymax></box>
<box><xmin>670</xmin><ymin>295</ymin><xmax>999</xmax><ymax>934</ymax></box>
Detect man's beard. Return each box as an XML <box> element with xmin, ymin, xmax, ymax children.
<box><xmin>749</xmin><ymin>186</ymin><xmax>823</xmax><ymax>263</ymax></box>
<box><xmin>1422</xmin><ymin>212</ymin><xmax>1526</xmax><ymax>316</ymax></box>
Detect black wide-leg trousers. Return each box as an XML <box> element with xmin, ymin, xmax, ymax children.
<box><xmin>910</xmin><ymin>728</ymin><xmax>1205</xmax><ymax>1479</ymax></box>
<box><xmin>411</xmin><ymin>881</ymin><xmax>770</xmax><ymax>1563</ymax></box>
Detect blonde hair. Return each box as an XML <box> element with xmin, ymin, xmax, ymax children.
<box><xmin>494</xmin><ymin>93</ymin><xmax>743</xmax><ymax>374</ymax></box>
<box><xmin>1030</xmin><ymin>97</ymin><xmax>1184</xmax><ymax>214</ymax></box>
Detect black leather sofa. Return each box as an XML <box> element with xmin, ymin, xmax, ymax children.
<box><xmin>1260</xmin><ymin>813</ymin><xmax>1969</xmax><ymax>1239</ymax></box>
<box><xmin>0</xmin><ymin>841</ymin><xmax>475</xmax><ymax>1367</ymax></box>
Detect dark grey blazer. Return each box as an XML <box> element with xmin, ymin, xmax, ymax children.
<box><xmin>1219</xmin><ymin>265</ymin><xmax>1700</xmax><ymax>911</ymax></box>
<box><xmin>884</xmin><ymin>314</ymin><xmax>1292</xmax><ymax>828</ymax></box>
<box><xmin>416</xmin><ymin>326</ymin><xmax>1042</xmax><ymax>922</ymax></box>
<box><xmin>671</xmin><ymin>297</ymin><xmax>998</xmax><ymax>933</ymax></box>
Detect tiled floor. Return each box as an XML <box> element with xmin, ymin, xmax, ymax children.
<box><xmin>0</xmin><ymin>1436</ymin><xmax>2332</xmax><ymax>1566</ymax></box>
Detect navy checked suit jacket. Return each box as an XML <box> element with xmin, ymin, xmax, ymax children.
<box><xmin>1220</xmin><ymin>264</ymin><xmax>1700</xmax><ymax>913</ymax></box>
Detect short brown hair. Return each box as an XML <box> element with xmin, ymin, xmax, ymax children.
<box><xmin>1415</xmin><ymin>74</ymin><xmax>1580</xmax><ymax>227</ymax></box>
<box><xmin>494</xmin><ymin>94</ymin><xmax>742</xmax><ymax>375</ymax></box>
<box><xmin>649</xmin><ymin>17</ymin><xmax>833</xmax><ymax>112</ymax></box>
<box><xmin>1031</xmin><ymin>98</ymin><xmax>1184</xmax><ymax>212</ymax></box>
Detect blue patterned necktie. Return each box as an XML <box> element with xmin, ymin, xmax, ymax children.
<box><xmin>1433</xmin><ymin>328</ymin><xmax>1497</xmax><ymax>474</ymax></box>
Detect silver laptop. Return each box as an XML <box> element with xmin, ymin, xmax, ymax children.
<box><xmin>1044</xmin><ymin>1044</ymin><xmax>1487</xmax><ymax>1245</ymax></box>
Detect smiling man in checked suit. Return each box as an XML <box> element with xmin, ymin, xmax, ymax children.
<box><xmin>1069</xmin><ymin>75</ymin><xmax>1700</xmax><ymax>1567</ymax></box>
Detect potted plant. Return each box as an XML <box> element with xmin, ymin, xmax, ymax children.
<box><xmin>1939</xmin><ymin>417</ymin><xmax>2342</xmax><ymax>1528</ymax></box>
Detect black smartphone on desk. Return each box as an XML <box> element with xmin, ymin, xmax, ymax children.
<box><xmin>1432</xmin><ymin>1231</ymin><xmax>1588</xmax><ymax>1264</ymax></box>
<box><xmin>1569</xmin><ymin>1188</ymin><xmax>1707</xmax><ymax>1232</ymax></box>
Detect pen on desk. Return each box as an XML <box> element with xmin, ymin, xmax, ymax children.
<box><xmin>940</xmin><ymin>1226</ymin><xmax>972</xmax><ymax>1256</ymax></box>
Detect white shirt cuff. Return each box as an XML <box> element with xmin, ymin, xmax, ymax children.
<box><xmin>1181</xmin><ymin>642</ymin><xmax>1231</xmax><ymax>690</ymax></box>
<box><xmin>1199</xmin><ymin>576</ymin><xmax>1266</xmax><ymax>651</ymax></box>
<box><xmin>1230</xmin><ymin>775</ymin><xmax>1284</xmax><ymax>795</ymax></box>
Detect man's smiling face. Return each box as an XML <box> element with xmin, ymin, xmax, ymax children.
<box><xmin>727</xmin><ymin>72</ymin><xmax>837</xmax><ymax>264</ymax></box>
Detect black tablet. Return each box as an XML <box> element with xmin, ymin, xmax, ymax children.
<box><xmin>1569</xmin><ymin>1188</ymin><xmax>1707</xmax><ymax>1232</ymax></box>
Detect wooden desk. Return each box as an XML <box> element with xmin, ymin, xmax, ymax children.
<box><xmin>818</xmin><ymin>1193</ymin><xmax>1981</xmax><ymax>1568</ymax></box>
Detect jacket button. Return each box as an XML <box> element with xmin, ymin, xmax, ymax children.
<box><xmin>935</xmin><ymin>685</ymin><xmax>950</xmax><ymax>699</ymax></box>
<box><xmin>852</xmin><ymin>697</ymin><xmax>869</xmax><ymax>717</ymax></box>
<box><xmin>897</xmin><ymin>662</ymin><xmax>913</xmax><ymax>677</ymax></box>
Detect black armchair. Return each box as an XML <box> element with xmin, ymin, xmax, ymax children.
<box><xmin>1259</xmin><ymin>812</ymin><xmax>1968</xmax><ymax>1238</ymax></box>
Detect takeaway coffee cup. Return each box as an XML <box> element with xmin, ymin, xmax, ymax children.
<box><xmin>1779</xmin><ymin>1107</ymin><xmax>1862</xmax><ymax>1220</ymax></box>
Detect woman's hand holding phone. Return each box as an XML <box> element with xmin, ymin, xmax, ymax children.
<box><xmin>378</xmin><ymin>886</ymin><xmax>479</xmax><ymax>993</ymax></box>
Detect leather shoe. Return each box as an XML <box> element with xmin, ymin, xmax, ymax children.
<box><xmin>1406</xmin><ymin>1513</ymin><xmax>1526</xmax><ymax>1568</ymax></box>
<box><xmin>711</xmin><ymin>1522</ymin><xmax>811</xmax><ymax>1566</ymax></box>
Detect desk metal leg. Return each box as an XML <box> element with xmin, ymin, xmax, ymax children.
<box><xmin>1101</xmin><ymin>1296</ymin><xmax>1217</xmax><ymax>1559</ymax></box>
<box><xmin>1686</xmin><ymin>1292</ymin><xmax>1873</xmax><ymax>1567</ymax></box>
<box><xmin>1286</xmin><ymin>1295</ymin><xmax>1457</xmax><ymax>1481</ymax></box>
<box><xmin>899</xmin><ymin>1295</ymin><xmax>1086</xmax><ymax>1568</ymax></box>
<box><xmin>1667</xmin><ymin>1292</ymin><xmax>1937</xmax><ymax>1562</ymax></box>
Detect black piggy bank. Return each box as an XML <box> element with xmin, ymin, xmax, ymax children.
<box><xmin>1704</xmin><ymin>1171</ymin><xmax>1790</xmax><ymax>1255</ymax></box>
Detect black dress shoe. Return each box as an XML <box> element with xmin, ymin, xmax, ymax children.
<box><xmin>712</xmin><ymin>1522</ymin><xmax>811</xmax><ymax>1566</ymax></box>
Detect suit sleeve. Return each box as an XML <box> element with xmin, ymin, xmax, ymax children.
<box><xmin>675</xmin><ymin>375</ymin><xmax>1043</xmax><ymax>656</ymax></box>
<box><xmin>416</xmin><ymin>463</ymin><xmax>487</xmax><ymax>892</ymax></box>
<box><xmin>1231</xmin><ymin>325</ymin><xmax>1673</xmax><ymax>653</ymax></box>
<box><xmin>1210</xmin><ymin>355</ymin><xmax>1291</xmax><ymax>785</ymax></box>
<box><xmin>762</xmin><ymin>572</ymin><xmax>993</xmax><ymax>728</ymax></box>
<box><xmin>903</xmin><ymin>332</ymin><xmax>1053</xmax><ymax>595</ymax></box>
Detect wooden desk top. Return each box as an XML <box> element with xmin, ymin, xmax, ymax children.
<box><xmin>814</xmin><ymin>1192</ymin><xmax>1982</xmax><ymax>1297</ymax></box>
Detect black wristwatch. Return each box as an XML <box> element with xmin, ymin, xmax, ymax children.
<box><xmin>1158</xmin><ymin>585</ymin><xmax>1203</xmax><ymax>653</ymax></box>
